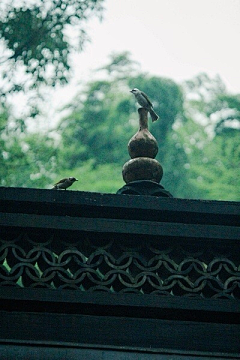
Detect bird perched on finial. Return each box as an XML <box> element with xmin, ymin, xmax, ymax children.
<box><xmin>52</xmin><ymin>177</ymin><xmax>78</xmax><ymax>190</ymax></box>
<box><xmin>130</xmin><ymin>88</ymin><xmax>159</xmax><ymax>122</ymax></box>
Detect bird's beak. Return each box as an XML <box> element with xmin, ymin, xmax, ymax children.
<box><xmin>76</xmin><ymin>179</ymin><xmax>78</xmax><ymax>181</ymax></box>
<box><xmin>130</xmin><ymin>90</ymin><xmax>133</xmax><ymax>93</ymax></box>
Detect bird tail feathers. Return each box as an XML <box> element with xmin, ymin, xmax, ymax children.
<box><xmin>149</xmin><ymin>108</ymin><xmax>159</xmax><ymax>122</ymax></box>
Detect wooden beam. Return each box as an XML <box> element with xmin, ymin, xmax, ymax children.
<box><xmin>0</xmin><ymin>187</ymin><xmax>239</xmax><ymax>216</ymax></box>
<box><xmin>0</xmin><ymin>287</ymin><xmax>239</xmax><ymax>314</ymax></box>
<box><xmin>1</xmin><ymin>212</ymin><xmax>239</xmax><ymax>239</ymax></box>
<box><xmin>0</xmin><ymin>311</ymin><xmax>239</xmax><ymax>355</ymax></box>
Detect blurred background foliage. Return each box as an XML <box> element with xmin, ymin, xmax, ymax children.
<box><xmin>0</xmin><ymin>1</ymin><xmax>239</xmax><ymax>200</ymax></box>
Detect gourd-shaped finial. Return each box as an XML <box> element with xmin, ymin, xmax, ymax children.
<box><xmin>122</xmin><ymin>107</ymin><xmax>163</xmax><ymax>184</ymax></box>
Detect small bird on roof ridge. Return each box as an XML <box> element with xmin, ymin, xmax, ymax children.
<box><xmin>130</xmin><ymin>88</ymin><xmax>159</xmax><ymax>122</ymax></box>
<box><xmin>52</xmin><ymin>177</ymin><xmax>78</xmax><ymax>190</ymax></box>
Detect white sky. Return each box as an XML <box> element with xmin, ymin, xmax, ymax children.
<box><xmin>51</xmin><ymin>0</ymin><xmax>240</xmax><ymax>114</ymax></box>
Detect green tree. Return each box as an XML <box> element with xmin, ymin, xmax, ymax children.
<box><xmin>59</xmin><ymin>79</ymin><xmax>134</xmax><ymax>167</ymax></box>
<box><xmin>0</xmin><ymin>104</ymin><xmax>57</xmax><ymax>188</ymax></box>
<box><xmin>0</xmin><ymin>0</ymin><xmax>104</xmax><ymax>96</ymax></box>
<box><xmin>214</xmin><ymin>94</ymin><xmax>240</xmax><ymax>134</ymax></box>
<box><xmin>178</xmin><ymin>74</ymin><xmax>240</xmax><ymax>200</ymax></box>
<box><xmin>179</xmin><ymin>123</ymin><xmax>240</xmax><ymax>201</ymax></box>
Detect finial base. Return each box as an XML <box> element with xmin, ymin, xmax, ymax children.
<box><xmin>117</xmin><ymin>180</ymin><xmax>173</xmax><ymax>197</ymax></box>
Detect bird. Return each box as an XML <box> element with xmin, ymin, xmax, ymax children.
<box><xmin>130</xmin><ymin>88</ymin><xmax>159</xmax><ymax>122</ymax></box>
<box><xmin>52</xmin><ymin>177</ymin><xmax>78</xmax><ymax>190</ymax></box>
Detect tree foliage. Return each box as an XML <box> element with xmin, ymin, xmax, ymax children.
<box><xmin>0</xmin><ymin>104</ymin><xmax>57</xmax><ymax>188</ymax></box>
<box><xmin>0</xmin><ymin>0</ymin><xmax>104</xmax><ymax>95</ymax></box>
<box><xmin>1</xmin><ymin>51</ymin><xmax>239</xmax><ymax>200</ymax></box>
<box><xmin>179</xmin><ymin>122</ymin><xmax>240</xmax><ymax>200</ymax></box>
<box><xmin>180</xmin><ymin>73</ymin><xmax>240</xmax><ymax>200</ymax></box>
